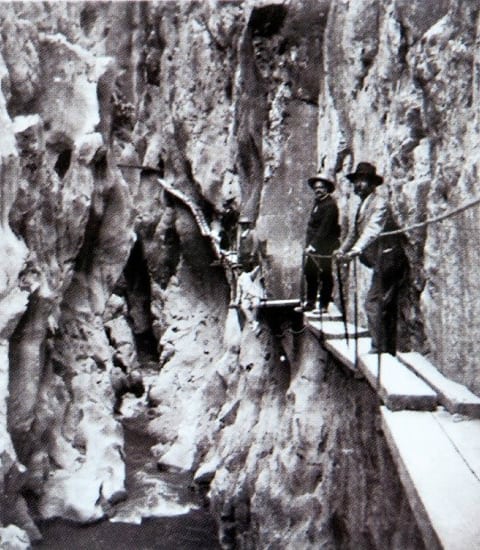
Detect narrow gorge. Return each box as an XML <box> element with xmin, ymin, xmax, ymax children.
<box><xmin>0</xmin><ymin>1</ymin><xmax>479</xmax><ymax>548</ymax></box>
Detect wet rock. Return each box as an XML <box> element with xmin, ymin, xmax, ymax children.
<box><xmin>0</xmin><ymin>525</ymin><xmax>31</xmax><ymax>550</ymax></box>
<box><xmin>193</xmin><ymin>458</ymin><xmax>219</xmax><ymax>486</ymax></box>
<box><xmin>111</xmin><ymin>367</ymin><xmax>145</xmax><ymax>414</ymax></box>
<box><xmin>103</xmin><ymin>294</ymin><xmax>127</xmax><ymax>323</ymax></box>
<box><xmin>105</xmin><ymin>317</ymin><xmax>138</xmax><ymax>371</ymax></box>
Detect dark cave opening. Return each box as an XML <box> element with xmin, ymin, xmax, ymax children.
<box><xmin>73</xmin><ymin>191</ymin><xmax>104</xmax><ymax>275</ymax></box>
<box><xmin>156</xmin><ymin>154</ymin><xmax>165</xmax><ymax>177</ymax></box>
<box><xmin>121</xmin><ymin>239</ymin><xmax>159</xmax><ymax>365</ymax></box>
<box><xmin>53</xmin><ymin>149</ymin><xmax>72</xmax><ymax>179</ymax></box>
<box><xmin>79</xmin><ymin>4</ymin><xmax>97</xmax><ymax>35</ymax></box>
<box><xmin>249</xmin><ymin>4</ymin><xmax>288</xmax><ymax>37</ymax></box>
<box><xmin>92</xmin><ymin>148</ymin><xmax>108</xmax><ymax>179</ymax></box>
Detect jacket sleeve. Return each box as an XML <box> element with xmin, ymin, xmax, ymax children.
<box><xmin>338</xmin><ymin>221</ymin><xmax>357</xmax><ymax>254</ymax></box>
<box><xmin>352</xmin><ymin>194</ymin><xmax>388</xmax><ymax>252</ymax></box>
<box><xmin>338</xmin><ymin>201</ymin><xmax>361</xmax><ymax>254</ymax></box>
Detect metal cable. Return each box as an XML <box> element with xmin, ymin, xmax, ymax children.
<box><xmin>380</xmin><ymin>195</ymin><xmax>480</xmax><ymax>237</ymax></box>
<box><xmin>306</xmin><ymin>195</ymin><xmax>480</xmax><ymax>260</ymax></box>
<box><xmin>118</xmin><ymin>165</ymin><xmax>480</xmax><ymax>250</ymax></box>
<box><xmin>274</xmin><ymin>325</ymin><xmax>308</xmax><ymax>338</ymax></box>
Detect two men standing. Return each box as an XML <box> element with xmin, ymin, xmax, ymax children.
<box><xmin>304</xmin><ymin>162</ymin><xmax>408</xmax><ymax>355</ymax></box>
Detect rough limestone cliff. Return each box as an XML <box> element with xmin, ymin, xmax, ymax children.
<box><xmin>0</xmin><ymin>1</ymin><xmax>478</xmax><ymax>548</ymax></box>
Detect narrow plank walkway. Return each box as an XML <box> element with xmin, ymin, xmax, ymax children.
<box><xmin>307</xmin><ymin>319</ymin><xmax>369</xmax><ymax>340</ymax></box>
<box><xmin>155</xmin><ymin>177</ymin><xmax>222</xmax><ymax>259</ymax></box>
<box><xmin>359</xmin><ymin>354</ymin><xmax>437</xmax><ymax>411</ymax></box>
<box><xmin>324</xmin><ymin>337</ymin><xmax>371</xmax><ymax>372</ymax></box>
<box><xmin>398</xmin><ymin>352</ymin><xmax>480</xmax><ymax>418</ymax></box>
<box><xmin>434</xmin><ymin>411</ymin><xmax>480</xmax><ymax>480</ymax></box>
<box><xmin>381</xmin><ymin>407</ymin><xmax>480</xmax><ymax>550</ymax></box>
<box><xmin>304</xmin><ymin>314</ymin><xmax>437</xmax><ymax>411</ymax></box>
<box><xmin>303</xmin><ymin>304</ymin><xmax>480</xmax><ymax>550</ymax></box>
<box><xmin>304</xmin><ymin>303</ymin><xmax>343</xmax><ymax>320</ymax></box>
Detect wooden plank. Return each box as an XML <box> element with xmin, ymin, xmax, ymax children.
<box><xmin>324</xmin><ymin>337</ymin><xmax>372</xmax><ymax>372</ymax></box>
<box><xmin>433</xmin><ymin>410</ymin><xmax>480</xmax><ymax>481</ymax></box>
<box><xmin>306</xmin><ymin>319</ymin><xmax>369</xmax><ymax>340</ymax></box>
<box><xmin>326</xmin><ymin>302</ymin><xmax>342</xmax><ymax>318</ymax></box>
<box><xmin>398</xmin><ymin>352</ymin><xmax>480</xmax><ymax>418</ymax></box>
<box><xmin>359</xmin><ymin>354</ymin><xmax>437</xmax><ymax>411</ymax></box>
<box><xmin>381</xmin><ymin>408</ymin><xmax>480</xmax><ymax>550</ymax></box>
<box><xmin>303</xmin><ymin>303</ymin><xmax>343</xmax><ymax>321</ymax></box>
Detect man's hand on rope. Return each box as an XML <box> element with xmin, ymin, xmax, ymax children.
<box><xmin>305</xmin><ymin>244</ymin><xmax>316</xmax><ymax>254</ymax></box>
<box><xmin>334</xmin><ymin>248</ymin><xmax>360</xmax><ymax>263</ymax></box>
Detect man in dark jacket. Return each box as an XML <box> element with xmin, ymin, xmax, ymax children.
<box><xmin>303</xmin><ymin>173</ymin><xmax>340</xmax><ymax>312</ymax></box>
<box><xmin>335</xmin><ymin>162</ymin><xmax>408</xmax><ymax>354</ymax></box>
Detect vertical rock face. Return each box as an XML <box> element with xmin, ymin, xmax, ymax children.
<box><xmin>1</xmin><ymin>1</ymin><xmax>135</xmax><ymax>532</ymax></box>
<box><xmin>0</xmin><ymin>0</ymin><xmax>478</xmax><ymax>547</ymax></box>
<box><xmin>319</xmin><ymin>0</ymin><xmax>480</xmax><ymax>392</ymax></box>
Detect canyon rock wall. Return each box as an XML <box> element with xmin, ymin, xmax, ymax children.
<box><xmin>318</xmin><ymin>0</ymin><xmax>480</xmax><ymax>393</ymax></box>
<box><xmin>0</xmin><ymin>1</ymin><xmax>477</xmax><ymax>548</ymax></box>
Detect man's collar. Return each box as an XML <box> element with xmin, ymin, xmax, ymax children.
<box><xmin>360</xmin><ymin>189</ymin><xmax>376</xmax><ymax>203</ymax></box>
<box><xmin>315</xmin><ymin>194</ymin><xmax>330</xmax><ymax>203</ymax></box>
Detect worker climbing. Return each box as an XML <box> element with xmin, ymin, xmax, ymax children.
<box><xmin>335</xmin><ymin>162</ymin><xmax>408</xmax><ymax>355</ymax></box>
<box><xmin>302</xmin><ymin>172</ymin><xmax>340</xmax><ymax>312</ymax></box>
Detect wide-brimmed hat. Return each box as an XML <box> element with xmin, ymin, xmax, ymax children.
<box><xmin>346</xmin><ymin>162</ymin><xmax>383</xmax><ymax>186</ymax></box>
<box><xmin>307</xmin><ymin>173</ymin><xmax>335</xmax><ymax>193</ymax></box>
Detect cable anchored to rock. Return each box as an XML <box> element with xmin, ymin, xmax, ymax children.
<box><xmin>307</xmin><ymin>194</ymin><xmax>480</xmax><ymax>260</ymax></box>
<box><xmin>379</xmin><ymin>195</ymin><xmax>480</xmax><ymax>237</ymax></box>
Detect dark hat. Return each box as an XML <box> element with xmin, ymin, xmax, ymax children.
<box><xmin>346</xmin><ymin>162</ymin><xmax>383</xmax><ymax>186</ymax></box>
<box><xmin>307</xmin><ymin>172</ymin><xmax>335</xmax><ymax>193</ymax></box>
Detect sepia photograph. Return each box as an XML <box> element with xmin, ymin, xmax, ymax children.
<box><xmin>0</xmin><ymin>0</ymin><xmax>479</xmax><ymax>548</ymax></box>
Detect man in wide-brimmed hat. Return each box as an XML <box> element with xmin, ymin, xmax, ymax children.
<box><xmin>303</xmin><ymin>172</ymin><xmax>340</xmax><ymax>312</ymax></box>
<box><xmin>335</xmin><ymin>162</ymin><xmax>408</xmax><ymax>354</ymax></box>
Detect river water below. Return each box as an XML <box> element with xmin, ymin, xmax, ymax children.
<box><xmin>32</xmin><ymin>391</ymin><xmax>221</xmax><ymax>549</ymax></box>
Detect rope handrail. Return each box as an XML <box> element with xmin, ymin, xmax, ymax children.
<box><xmin>118</xmin><ymin>163</ymin><xmax>479</xmax><ymax>264</ymax></box>
<box><xmin>307</xmin><ymin>194</ymin><xmax>480</xmax><ymax>259</ymax></box>
<box><xmin>380</xmin><ymin>195</ymin><xmax>480</xmax><ymax>237</ymax></box>
<box><xmin>305</xmin><ymin>194</ymin><xmax>480</xmax><ymax>385</ymax></box>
